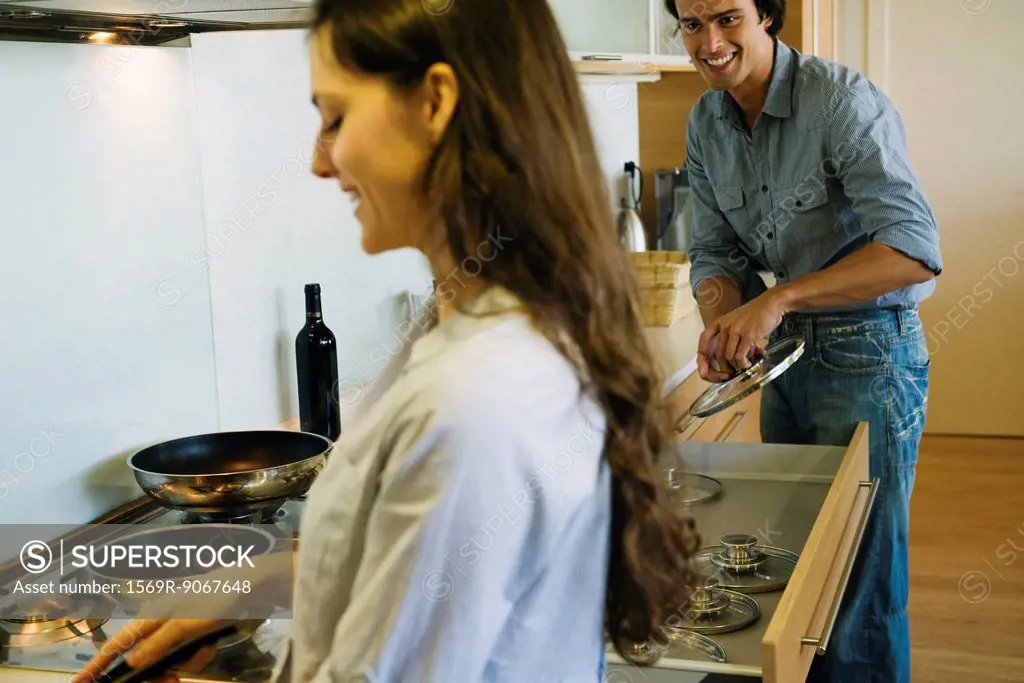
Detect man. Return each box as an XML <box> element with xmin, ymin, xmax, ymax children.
<box><xmin>665</xmin><ymin>0</ymin><xmax>942</xmax><ymax>682</ymax></box>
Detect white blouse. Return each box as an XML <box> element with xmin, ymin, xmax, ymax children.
<box><xmin>271</xmin><ymin>286</ymin><xmax>611</xmax><ymax>683</ymax></box>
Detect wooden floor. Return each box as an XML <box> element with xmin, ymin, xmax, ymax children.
<box><xmin>910</xmin><ymin>435</ymin><xmax>1024</xmax><ymax>682</ymax></box>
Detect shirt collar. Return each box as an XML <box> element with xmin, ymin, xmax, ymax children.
<box><xmin>405</xmin><ymin>285</ymin><xmax>526</xmax><ymax>371</ymax></box>
<box><xmin>718</xmin><ymin>38</ymin><xmax>795</xmax><ymax>125</ymax></box>
<box><xmin>762</xmin><ymin>39</ymin><xmax>795</xmax><ymax>119</ymax></box>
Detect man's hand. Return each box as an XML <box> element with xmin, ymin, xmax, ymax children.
<box><xmin>698</xmin><ymin>290</ymin><xmax>788</xmax><ymax>381</ymax></box>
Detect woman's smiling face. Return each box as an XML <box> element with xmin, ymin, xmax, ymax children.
<box><xmin>307</xmin><ymin>25</ymin><xmax>439</xmax><ymax>255</ymax></box>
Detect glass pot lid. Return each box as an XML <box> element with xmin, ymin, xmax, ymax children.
<box><xmin>611</xmin><ymin>629</ymin><xmax>727</xmax><ymax>665</ymax></box>
<box><xmin>664</xmin><ymin>470</ymin><xmax>722</xmax><ymax>507</ymax></box>
<box><xmin>687</xmin><ymin>335</ymin><xmax>806</xmax><ymax>419</ymax></box>
<box><xmin>667</xmin><ymin>578</ymin><xmax>761</xmax><ymax>635</ymax></box>
<box><xmin>694</xmin><ymin>534</ymin><xmax>800</xmax><ymax>594</ymax></box>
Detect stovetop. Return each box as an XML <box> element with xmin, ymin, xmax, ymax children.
<box><xmin>142</xmin><ymin>497</ymin><xmax>306</xmax><ymax>533</ymax></box>
<box><xmin>0</xmin><ymin>611</ymin><xmax>289</xmax><ymax>682</ymax></box>
<box><xmin>0</xmin><ymin>497</ymin><xmax>308</xmax><ymax>682</ymax></box>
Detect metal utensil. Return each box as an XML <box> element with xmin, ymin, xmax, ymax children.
<box><xmin>617</xmin><ymin>161</ymin><xmax>648</xmax><ymax>252</ymax></box>
<box><xmin>127</xmin><ymin>430</ymin><xmax>332</xmax><ymax>518</ymax></box>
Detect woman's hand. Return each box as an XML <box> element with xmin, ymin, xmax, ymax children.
<box><xmin>71</xmin><ymin>549</ymin><xmax>294</xmax><ymax>683</ymax></box>
<box><xmin>71</xmin><ymin>618</ymin><xmax>229</xmax><ymax>683</ymax></box>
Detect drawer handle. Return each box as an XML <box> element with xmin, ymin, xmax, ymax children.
<box><xmin>581</xmin><ymin>53</ymin><xmax>623</xmax><ymax>61</ymax></box>
<box><xmin>715</xmin><ymin>411</ymin><xmax>746</xmax><ymax>442</ymax></box>
<box><xmin>801</xmin><ymin>479</ymin><xmax>879</xmax><ymax>654</ymax></box>
<box><xmin>673</xmin><ymin>412</ymin><xmax>701</xmax><ymax>435</ymax></box>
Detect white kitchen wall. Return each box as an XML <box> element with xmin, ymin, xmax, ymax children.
<box><xmin>0</xmin><ymin>30</ymin><xmax>640</xmax><ymax>525</ymax></box>
<box><xmin>0</xmin><ymin>42</ymin><xmax>218</xmax><ymax>524</ymax></box>
<box><xmin>579</xmin><ymin>75</ymin><xmax>642</xmax><ymax>210</ymax></box>
<box><xmin>188</xmin><ymin>29</ymin><xmax>433</xmax><ymax>432</ymax></box>
<box><xmin>188</xmin><ymin>29</ymin><xmax>641</xmax><ymax>432</ymax></box>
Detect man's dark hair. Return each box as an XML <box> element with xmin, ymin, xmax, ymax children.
<box><xmin>663</xmin><ymin>0</ymin><xmax>786</xmax><ymax>37</ymax></box>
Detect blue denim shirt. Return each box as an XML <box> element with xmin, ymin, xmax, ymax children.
<box><xmin>685</xmin><ymin>40</ymin><xmax>943</xmax><ymax>311</ymax></box>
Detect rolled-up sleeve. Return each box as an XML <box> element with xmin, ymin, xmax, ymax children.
<box><xmin>827</xmin><ymin>79</ymin><xmax>943</xmax><ymax>275</ymax></box>
<box><xmin>685</xmin><ymin>112</ymin><xmax>759</xmax><ymax>297</ymax></box>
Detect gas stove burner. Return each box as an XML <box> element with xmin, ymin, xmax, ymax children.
<box><xmin>0</xmin><ymin>595</ymin><xmax>79</xmax><ymax>626</ymax></box>
<box><xmin>709</xmin><ymin>534</ymin><xmax>768</xmax><ymax>572</ymax></box>
<box><xmin>181</xmin><ymin>506</ymin><xmax>285</xmax><ymax>525</ymax></box>
<box><xmin>0</xmin><ymin>596</ymin><xmax>107</xmax><ymax>648</ymax></box>
<box><xmin>181</xmin><ymin>511</ymin><xmax>257</xmax><ymax>524</ymax></box>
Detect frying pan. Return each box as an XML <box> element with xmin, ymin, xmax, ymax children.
<box><xmin>127</xmin><ymin>430</ymin><xmax>332</xmax><ymax>517</ymax></box>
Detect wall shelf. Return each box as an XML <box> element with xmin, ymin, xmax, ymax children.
<box><xmin>573</xmin><ymin>61</ymin><xmax>696</xmax><ymax>76</ymax></box>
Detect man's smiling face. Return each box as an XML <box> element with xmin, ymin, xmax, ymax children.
<box><xmin>673</xmin><ymin>0</ymin><xmax>775</xmax><ymax>91</ymax></box>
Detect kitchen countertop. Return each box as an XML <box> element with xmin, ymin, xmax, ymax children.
<box><xmin>278</xmin><ymin>314</ymin><xmax>707</xmax><ymax>431</ymax></box>
<box><xmin>644</xmin><ymin>314</ymin><xmax>705</xmax><ymax>398</ymax></box>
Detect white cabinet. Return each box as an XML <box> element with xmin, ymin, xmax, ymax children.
<box><xmin>650</xmin><ymin>0</ymin><xmax>692</xmax><ymax>61</ymax></box>
<box><xmin>549</xmin><ymin>0</ymin><xmax>694</xmax><ymax>72</ymax></box>
<box><xmin>550</xmin><ymin>0</ymin><xmax>650</xmax><ymax>57</ymax></box>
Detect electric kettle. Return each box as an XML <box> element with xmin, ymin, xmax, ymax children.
<box><xmin>616</xmin><ymin>161</ymin><xmax>648</xmax><ymax>252</ymax></box>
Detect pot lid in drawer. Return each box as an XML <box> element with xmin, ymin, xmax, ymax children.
<box><xmin>612</xmin><ymin>629</ymin><xmax>727</xmax><ymax>665</ymax></box>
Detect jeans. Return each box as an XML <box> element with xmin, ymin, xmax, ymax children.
<box><xmin>759</xmin><ymin>307</ymin><xmax>930</xmax><ymax>683</ymax></box>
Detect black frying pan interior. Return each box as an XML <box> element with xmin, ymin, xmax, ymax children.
<box><xmin>130</xmin><ymin>430</ymin><xmax>329</xmax><ymax>476</ymax></box>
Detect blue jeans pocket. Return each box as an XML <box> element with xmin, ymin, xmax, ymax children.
<box><xmin>816</xmin><ymin>330</ymin><xmax>888</xmax><ymax>375</ymax></box>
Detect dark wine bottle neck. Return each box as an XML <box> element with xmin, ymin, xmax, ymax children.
<box><xmin>305</xmin><ymin>292</ymin><xmax>323</xmax><ymax>321</ymax></box>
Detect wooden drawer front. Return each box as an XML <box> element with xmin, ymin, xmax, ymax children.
<box><xmin>688</xmin><ymin>403</ymin><xmax>734</xmax><ymax>442</ymax></box>
<box><xmin>667</xmin><ymin>369</ymin><xmax>762</xmax><ymax>444</ymax></box>
<box><xmin>666</xmin><ymin>369</ymin><xmax>710</xmax><ymax>439</ymax></box>
<box><xmin>732</xmin><ymin>392</ymin><xmax>762</xmax><ymax>443</ymax></box>
<box><xmin>720</xmin><ymin>394</ymin><xmax>762</xmax><ymax>443</ymax></box>
<box><xmin>689</xmin><ymin>392</ymin><xmax>761</xmax><ymax>443</ymax></box>
<box><xmin>762</xmin><ymin>423</ymin><xmax>876</xmax><ymax>683</ymax></box>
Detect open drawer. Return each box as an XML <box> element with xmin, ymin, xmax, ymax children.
<box><xmin>606</xmin><ymin>423</ymin><xmax>876</xmax><ymax>682</ymax></box>
<box><xmin>763</xmin><ymin>424</ymin><xmax>876</xmax><ymax>682</ymax></box>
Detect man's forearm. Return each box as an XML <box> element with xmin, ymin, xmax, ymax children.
<box><xmin>772</xmin><ymin>243</ymin><xmax>935</xmax><ymax>313</ymax></box>
<box><xmin>695</xmin><ymin>276</ymin><xmax>744</xmax><ymax>327</ymax></box>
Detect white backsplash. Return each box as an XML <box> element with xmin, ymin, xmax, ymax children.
<box><xmin>0</xmin><ymin>41</ymin><xmax>219</xmax><ymax>525</ymax></box>
<box><xmin>0</xmin><ymin>31</ymin><xmax>640</xmax><ymax>525</ymax></box>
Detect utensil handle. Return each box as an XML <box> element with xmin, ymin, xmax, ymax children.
<box><xmin>801</xmin><ymin>479</ymin><xmax>878</xmax><ymax>654</ymax></box>
<box><xmin>94</xmin><ymin>624</ymin><xmax>239</xmax><ymax>683</ymax></box>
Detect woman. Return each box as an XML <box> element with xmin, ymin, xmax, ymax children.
<box><xmin>75</xmin><ymin>0</ymin><xmax>700</xmax><ymax>680</ymax></box>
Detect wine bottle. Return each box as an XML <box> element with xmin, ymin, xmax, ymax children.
<box><xmin>295</xmin><ymin>283</ymin><xmax>341</xmax><ymax>440</ymax></box>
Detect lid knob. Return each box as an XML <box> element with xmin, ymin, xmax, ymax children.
<box><xmin>692</xmin><ymin>577</ymin><xmax>720</xmax><ymax>605</ymax></box>
<box><xmin>722</xmin><ymin>534</ymin><xmax>759</xmax><ymax>563</ymax></box>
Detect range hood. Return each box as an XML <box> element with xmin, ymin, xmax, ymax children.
<box><xmin>0</xmin><ymin>0</ymin><xmax>315</xmax><ymax>44</ymax></box>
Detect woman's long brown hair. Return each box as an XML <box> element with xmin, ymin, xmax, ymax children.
<box><xmin>312</xmin><ymin>0</ymin><xmax>702</xmax><ymax>662</ymax></box>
